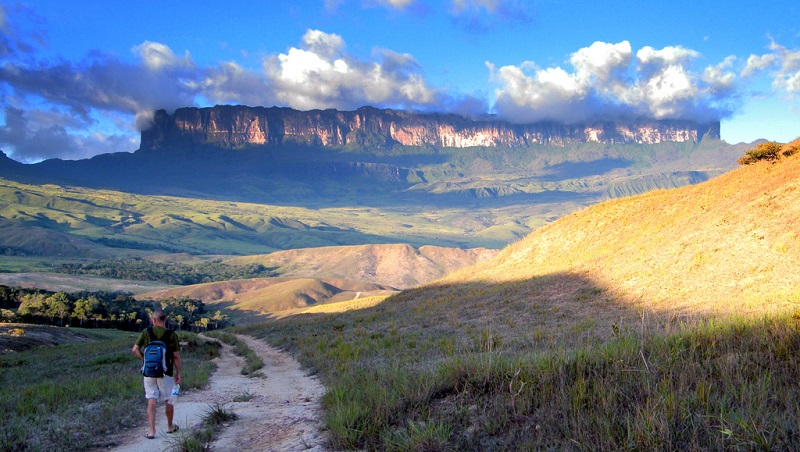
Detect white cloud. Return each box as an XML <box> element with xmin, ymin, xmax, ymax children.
<box><xmin>134</xmin><ymin>41</ymin><xmax>194</xmax><ymax>71</ymax></box>
<box><xmin>490</xmin><ymin>41</ymin><xmax>737</xmax><ymax>123</ymax></box>
<box><xmin>741</xmin><ymin>53</ymin><xmax>777</xmax><ymax>78</ymax></box>
<box><xmin>0</xmin><ymin>107</ymin><xmax>137</xmax><ymax>162</ymax></box>
<box><xmin>259</xmin><ymin>29</ymin><xmax>440</xmax><ymax>111</ymax></box>
<box><xmin>636</xmin><ymin>45</ymin><xmax>700</xmax><ymax>66</ymax></box>
<box><xmin>769</xmin><ymin>42</ymin><xmax>800</xmax><ymax>96</ymax></box>
<box><xmin>702</xmin><ymin>56</ymin><xmax>736</xmax><ymax>92</ymax></box>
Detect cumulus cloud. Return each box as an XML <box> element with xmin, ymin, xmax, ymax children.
<box><xmin>489</xmin><ymin>41</ymin><xmax>741</xmax><ymax>124</ymax></box>
<box><xmin>741</xmin><ymin>53</ymin><xmax>777</xmax><ymax>78</ymax></box>
<box><xmin>134</xmin><ymin>41</ymin><xmax>194</xmax><ymax>71</ymax></box>
<box><xmin>768</xmin><ymin>41</ymin><xmax>800</xmax><ymax>96</ymax></box>
<box><xmin>258</xmin><ymin>29</ymin><xmax>442</xmax><ymax>111</ymax></box>
<box><xmin>0</xmin><ymin>107</ymin><xmax>137</xmax><ymax>162</ymax></box>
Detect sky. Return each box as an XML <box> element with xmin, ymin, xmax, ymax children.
<box><xmin>0</xmin><ymin>0</ymin><xmax>799</xmax><ymax>163</ymax></box>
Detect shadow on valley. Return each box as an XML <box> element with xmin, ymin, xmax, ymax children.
<box><xmin>538</xmin><ymin>158</ymin><xmax>633</xmax><ymax>182</ymax></box>
<box><xmin>0</xmin><ymin>147</ymin><xmax>612</xmax><ymax>210</ymax></box>
<box><xmin>238</xmin><ymin>267</ymin><xmax>800</xmax><ymax>451</ymax></box>
<box><xmin>252</xmin><ymin>270</ymin><xmax>677</xmax><ymax>355</ymax></box>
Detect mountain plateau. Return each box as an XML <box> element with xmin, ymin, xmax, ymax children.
<box><xmin>140</xmin><ymin>105</ymin><xmax>721</xmax><ymax>151</ymax></box>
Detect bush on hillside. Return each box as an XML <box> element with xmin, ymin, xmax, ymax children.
<box><xmin>737</xmin><ymin>141</ymin><xmax>796</xmax><ymax>165</ymax></box>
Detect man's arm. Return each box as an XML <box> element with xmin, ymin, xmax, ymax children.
<box><xmin>132</xmin><ymin>343</ymin><xmax>143</xmax><ymax>359</ymax></box>
<box><xmin>172</xmin><ymin>351</ymin><xmax>181</xmax><ymax>384</ymax></box>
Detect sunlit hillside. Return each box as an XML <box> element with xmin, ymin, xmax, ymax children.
<box><xmin>240</xmin><ymin>139</ymin><xmax>800</xmax><ymax>450</ymax></box>
<box><xmin>441</xmin><ymin>137</ymin><xmax>800</xmax><ymax>319</ymax></box>
<box><xmin>139</xmin><ymin>277</ymin><xmax>397</xmax><ymax>323</ymax></box>
<box><xmin>224</xmin><ymin>243</ymin><xmax>498</xmax><ymax>289</ymax></box>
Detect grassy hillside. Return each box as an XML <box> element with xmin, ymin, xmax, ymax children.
<box><xmin>224</xmin><ymin>244</ymin><xmax>498</xmax><ymax>289</ymax></box>
<box><xmin>235</xmin><ymin>138</ymin><xmax>800</xmax><ymax>449</ymax></box>
<box><xmin>448</xmin><ymin>137</ymin><xmax>800</xmax><ymax>317</ymax></box>
<box><xmin>138</xmin><ymin>277</ymin><xmax>398</xmax><ymax>324</ymax></box>
<box><xmin>0</xmin><ymin>179</ymin><xmax>509</xmax><ymax>262</ymax></box>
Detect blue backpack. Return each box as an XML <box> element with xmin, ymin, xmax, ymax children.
<box><xmin>141</xmin><ymin>328</ymin><xmax>168</xmax><ymax>378</ymax></box>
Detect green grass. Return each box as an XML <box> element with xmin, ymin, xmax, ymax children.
<box><xmin>0</xmin><ymin>328</ymin><xmax>220</xmax><ymax>451</ymax></box>
<box><xmin>205</xmin><ymin>331</ymin><xmax>264</xmax><ymax>377</ymax></box>
<box><xmin>236</xmin><ymin>307</ymin><xmax>800</xmax><ymax>450</ymax></box>
<box><xmin>165</xmin><ymin>403</ymin><xmax>238</xmax><ymax>452</ymax></box>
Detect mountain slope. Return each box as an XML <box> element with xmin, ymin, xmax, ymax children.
<box><xmin>138</xmin><ymin>277</ymin><xmax>397</xmax><ymax>318</ymax></box>
<box><xmin>442</xmin><ymin>137</ymin><xmax>800</xmax><ymax>317</ymax></box>
<box><xmin>224</xmin><ymin>243</ymin><xmax>498</xmax><ymax>289</ymax></box>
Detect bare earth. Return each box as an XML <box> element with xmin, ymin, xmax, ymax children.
<box><xmin>110</xmin><ymin>335</ymin><xmax>328</xmax><ymax>451</ymax></box>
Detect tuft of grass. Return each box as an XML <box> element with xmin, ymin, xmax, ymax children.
<box><xmin>203</xmin><ymin>403</ymin><xmax>238</xmax><ymax>427</ymax></box>
<box><xmin>164</xmin><ymin>426</ymin><xmax>213</xmax><ymax>452</ymax></box>
<box><xmin>232</xmin><ymin>389</ymin><xmax>255</xmax><ymax>402</ymax></box>
<box><xmin>205</xmin><ymin>331</ymin><xmax>264</xmax><ymax>377</ymax></box>
<box><xmin>234</xmin><ymin>341</ymin><xmax>265</xmax><ymax>376</ymax></box>
<box><xmin>163</xmin><ymin>402</ymin><xmax>238</xmax><ymax>452</ymax></box>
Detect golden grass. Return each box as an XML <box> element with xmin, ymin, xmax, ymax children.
<box><xmin>272</xmin><ymin>295</ymin><xmax>390</xmax><ymax>318</ymax></box>
<box><xmin>223</xmin><ymin>243</ymin><xmax>498</xmax><ymax>289</ymax></box>
<box><xmin>442</xmin><ymin>148</ymin><xmax>800</xmax><ymax>319</ymax></box>
<box><xmin>138</xmin><ymin>276</ymin><xmax>398</xmax><ymax>319</ymax></box>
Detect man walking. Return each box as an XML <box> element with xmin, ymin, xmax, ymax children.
<box><xmin>132</xmin><ymin>309</ymin><xmax>182</xmax><ymax>439</ymax></box>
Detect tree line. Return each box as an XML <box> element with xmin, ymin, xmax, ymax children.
<box><xmin>58</xmin><ymin>258</ymin><xmax>273</xmax><ymax>286</ymax></box>
<box><xmin>0</xmin><ymin>285</ymin><xmax>230</xmax><ymax>332</ymax></box>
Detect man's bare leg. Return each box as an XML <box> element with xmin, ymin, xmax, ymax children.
<box><xmin>166</xmin><ymin>401</ymin><xmax>175</xmax><ymax>432</ymax></box>
<box><xmin>147</xmin><ymin>398</ymin><xmax>157</xmax><ymax>437</ymax></box>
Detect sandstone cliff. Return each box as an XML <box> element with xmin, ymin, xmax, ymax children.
<box><xmin>139</xmin><ymin>105</ymin><xmax>721</xmax><ymax>151</ymax></box>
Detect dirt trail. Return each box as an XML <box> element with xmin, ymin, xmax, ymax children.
<box><xmin>110</xmin><ymin>335</ymin><xmax>328</xmax><ymax>451</ymax></box>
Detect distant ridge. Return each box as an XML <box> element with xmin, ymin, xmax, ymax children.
<box><xmin>140</xmin><ymin>105</ymin><xmax>721</xmax><ymax>151</ymax></box>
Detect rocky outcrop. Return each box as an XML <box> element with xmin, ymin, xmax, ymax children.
<box><xmin>139</xmin><ymin>105</ymin><xmax>721</xmax><ymax>151</ymax></box>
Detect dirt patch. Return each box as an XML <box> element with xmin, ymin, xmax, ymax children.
<box><xmin>109</xmin><ymin>335</ymin><xmax>328</xmax><ymax>451</ymax></box>
<box><xmin>0</xmin><ymin>323</ymin><xmax>93</xmax><ymax>354</ymax></box>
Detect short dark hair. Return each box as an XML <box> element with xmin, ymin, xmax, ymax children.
<box><xmin>153</xmin><ymin>309</ymin><xmax>167</xmax><ymax>321</ymax></box>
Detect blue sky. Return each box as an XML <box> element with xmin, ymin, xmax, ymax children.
<box><xmin>0</xmin><ymin>0</ymin><xmax>798</xmax><ymax>162</ymax></box>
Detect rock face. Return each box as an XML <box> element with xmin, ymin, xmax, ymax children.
<box><xmin>140</xmin><ymin>105</ymin><xmax>721</xmax><ymax>151</ymax></box>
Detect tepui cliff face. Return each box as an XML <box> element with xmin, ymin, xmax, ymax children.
<box><xmin>139</xmin><ymin>105</ymin><xmax>721</xmax><ymax>151</ymax></box>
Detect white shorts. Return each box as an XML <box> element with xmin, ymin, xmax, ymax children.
<box><xmin>143</xmin><ymin>375</ymin><xmax>176</xmax><ymax>404</ymax></box>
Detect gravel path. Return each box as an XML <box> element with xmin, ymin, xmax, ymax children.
<box><xmin>110</xmin><ymin>335</ymin><xmax>328</xmax><ymax>451</ymax></box>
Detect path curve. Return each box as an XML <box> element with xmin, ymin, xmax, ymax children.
<box><xmin>110</xmin><ymin>335</ymin><xmax>328</xmax><ymax>451</ymax></box>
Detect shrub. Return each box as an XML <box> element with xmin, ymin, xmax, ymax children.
<box><xmin>738</xmin><ymin>141</ymin><xmax>787</xmax><ymax>165</ymax></box>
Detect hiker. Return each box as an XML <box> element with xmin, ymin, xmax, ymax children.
<box><xmin>131</xmin><ymin>309</ymin><xmax>182</xmax><ymax>439</ymax></box>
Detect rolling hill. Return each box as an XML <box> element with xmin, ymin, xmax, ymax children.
<box><xmin>133</xmin><ymin>243</ymin><xmax>497</xmax><ymax>321</ymax></box>
<box><xmin>138</xmin><ymin>277</ymin><xmax>397</xmax><ymax>321</ymax></box>
<box><xmin>223</xmin><ymin>243</ymin><xmax>498</xmax><ymax>289</ymax></box>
